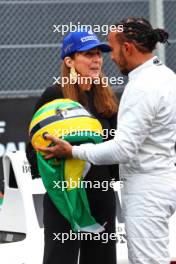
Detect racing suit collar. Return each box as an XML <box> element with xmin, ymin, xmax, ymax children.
<box><xmin>128</xmin><ymin>56</ymin><xmax>160</xmax><ymax>80</ymax></box>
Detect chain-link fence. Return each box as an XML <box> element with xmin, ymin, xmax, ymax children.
<box><xmin>0</xmin><ymin>0</ymin><xmax>175</xmax><ymax>98</ymax></box>
<box><xmin>164</xmin><ymin>0</ymin><xmax>176</xmax><ymax>72</ymax></box>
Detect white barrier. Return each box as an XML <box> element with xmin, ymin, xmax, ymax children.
<box><xmin>114</xmin><ymin>181</ymin><xmax>128</xmax><ymax>264</ymax></box>
<box><xmin>0</xmin><ymin>151</ymin><xmax>45</xmax><ymax>264</ymax></box>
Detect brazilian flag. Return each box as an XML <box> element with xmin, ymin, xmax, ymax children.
<box><xmin>0</xmin><ymin>195</ymin><xmax>3</xmax><ymax>208</ymax></box>
<box><xmin>29</xmin><ymin>99</ymin><xmax>104</xmax><ymax>233</ymax></box>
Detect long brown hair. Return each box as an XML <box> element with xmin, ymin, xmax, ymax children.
<box><xmin>60</xmin><ymin>62</ymin><xmax>118</xmax><ymax>118</ymax></box>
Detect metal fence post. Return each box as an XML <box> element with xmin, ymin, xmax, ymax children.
<box><xmin>149</xmin><ymin>0</ymin><xmax>165</xmax><ymax>63</ymax></box>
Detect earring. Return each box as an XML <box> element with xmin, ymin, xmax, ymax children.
<box><xmin>70</xmin><ymin>67</ymin><xmax>78</xmax><ymax>81</ymax></box>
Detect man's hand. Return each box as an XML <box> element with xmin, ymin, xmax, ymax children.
<box><xmin>37</xmin><ymin>134</ymin><xmax>73</xmax><ymax>159</ymax></box>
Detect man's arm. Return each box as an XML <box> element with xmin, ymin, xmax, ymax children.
<box><xmin>73</xmin><ymin>85</ymin><xmax>156</xmax><ymax>164</ymax></box>
<box><xmin>40</xmin><ymin>84</ymin><xmax>157</xmax><ymax>165</ymax></box>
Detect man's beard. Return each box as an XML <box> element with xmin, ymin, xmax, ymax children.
<box><xmin>120</xmin><ymin>68</ymin><xmax>130</xmax><ymax>76</ymax></box>
<box><xmin>119</xmin><ymin>48</ymin><xmax>130</xmax><ymax>76</ymax></box>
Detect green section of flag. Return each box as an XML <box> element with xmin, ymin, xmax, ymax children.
<box><xmin>37</xmin><ymin>152</ymin><xmax>101</xmax><ymax>232</ymax></box>
<box><xmin>0</xmin><ymin>197</ymin><xmax>3</xmax><ymax>206</ymax></box>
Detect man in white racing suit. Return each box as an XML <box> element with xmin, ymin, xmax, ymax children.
<box><xmin>39</xmin><ymin>18</ymin><xmax>176</xmax><ymax>264</ymax></box>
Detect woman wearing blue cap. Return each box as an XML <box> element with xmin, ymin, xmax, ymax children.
<box><xmin>27</xmin><ymin>29</ymin><xmax>119</xmax><ymax>264</ymax></box>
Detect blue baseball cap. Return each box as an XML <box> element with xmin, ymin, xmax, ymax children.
<box><xmin>61</xmin><ymin>30</ymin><xmax>111</xmax><ymax>59</ymax></box>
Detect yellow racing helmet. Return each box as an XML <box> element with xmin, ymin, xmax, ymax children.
<box><xmin>29</xmin><ymin>99</ymin><xmax>103</xmax><ymax>150</ymax></box>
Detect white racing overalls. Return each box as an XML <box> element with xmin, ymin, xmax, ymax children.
<box><xmin>73</xmin><ymin>56</ymin><xmax>176</xmax><ymax>263</ymax></box>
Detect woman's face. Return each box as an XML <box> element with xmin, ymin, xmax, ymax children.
<box><xmin>72</xmin><ymin>48</ymin><xmax>103</xmax><ymax>79</ymax></box>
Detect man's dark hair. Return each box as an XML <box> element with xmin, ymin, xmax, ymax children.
<box><xmin>116</xmin><ymin>17</ymin><xmax>169</xmax><ymax>52</ymax></box>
